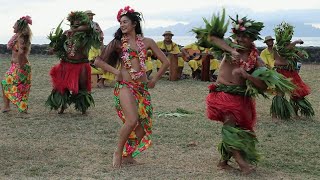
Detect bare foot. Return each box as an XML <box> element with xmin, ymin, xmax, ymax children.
<box><xmin>2</xmin><ymin>108</ymin><xmax>11</xmax><ymax>113</ymax></box>
<box><xmin>58</xmin><ymin>107</ymin><xmax>65</xmax><ymax>114</ymax></box>
<box><xmin>271</xmin><ymin>117</ymin><xmax>279</xmax><ymax>123</ymax></box>
<box><xmin>113</xmin><ymin>152</ymin><xmax>122</xmax><ymax>168</ymax></box>
<box><xmin>240</xmin><ymin>166</ymin><xmax>256</xmax><ymax>175</ymax></box>
<box><xmin>217</xmin><ymin>161</ymin><xmax>234</xmax><ymax>170</ymax></box>
<box><xmin>232</xmin><ymin>150</ymin><xmax>256</xmax><ymax>175</ymax></box>
<box><xmin>81</xmin><ymin>110</ymin><xmax>87</xmax><ymax>115</ymax></box>
<box><xmin>122</xmin><ymin>156</ymin><xmax>137</xmax><ymax>165</ymax></box>
<box><xmin>97</xmin><ymin>80</ymin><xmax>106</xmax><ymax>88</ymax></box>
<box><xmin>294</xmin><ymin>115</ymin><xmax>302</xmax><ymax>120</ymax></box>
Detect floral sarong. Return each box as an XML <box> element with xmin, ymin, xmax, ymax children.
<box><xmin>2</xmin><ymin>62</ymin><xmax>31</xmax><ymax>112</ymax></box>
<box><xmin>114</xmin><ymin>81</ymin><xmax>153</xmax><ymax>157</ymax></box>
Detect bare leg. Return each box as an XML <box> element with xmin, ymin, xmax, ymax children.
<box><xmin>178</xmin><ymin>67</ymin><xmax>183</xmax><ymax>79</ymax></box>
<box><xmin>223</xmin><ymin>115</ymin><xmax>255</xmax><ymax>174</ymax></box>
<box><xmin>216</xmin><ymin>115</ymin><xmax>237</xmax><ymax>170</ymax></box>
<box><xmin>290</xmin><ymin>97</ymin><xmax>300</xmax><ymax>118</ymax></box>
<box><xmin>113</xmin><ymin>87</ymin><xmax>139</xmax><ymax>168</ymax></box>
<box><xmin>79</xmin><ymin>67</ymin><xmax>89</xmax><ymax>115</ymax></box>
<box><xmin>232</xmin><ymin>150</ymin><xmax>255</xmax><ymax>175</ymax></box>
<box><xmin>97</xmin><ymin>77</ymin><xmax>106</xmax><ymax>88</ymax></box>
<box><xmin>1</xmin><ymin>85</ymin><xmax>11</xmax><ymax>112</ymax></box>
<box><xmin>210</xmin><ymin>70</ymin><xmax>217</xmax><ymax>82</ymax></box>
<box><xmin>58</xmin><ymin>106</ymin><xmax>66</xmax><ymax>114</ymax></box>
<box><xmin>146</xmin><ymin>70</ymin><xmax>152</xmax><ymax>80</ymax></box>
<box><xmin>122</xmin><ymin>123</ymin><xmax>145</xmax><ymax>165</ymax></box>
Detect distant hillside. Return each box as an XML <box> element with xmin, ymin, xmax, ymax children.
<box><xmin>104</xmin><ymin>9</ymin><xmax>320</xmax><ymax>37</ymax></box>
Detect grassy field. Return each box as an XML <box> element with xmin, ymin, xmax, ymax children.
<box><xmin>0</xmin><ymin>54</ymin><xmax>319</xmax><ymax>179</ymax></box>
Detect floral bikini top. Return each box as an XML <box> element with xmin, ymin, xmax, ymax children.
<box><xmin>121</xmin><ymin>34</ymin><xmax>147</xmax><ymax>80</ymax></box>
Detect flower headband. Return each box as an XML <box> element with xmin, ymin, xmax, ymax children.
<box><xmin>117</xmin><ymin>6</ymin><xmax>135</xmax><ymax>22</ymax></box>
<box><xmin>17</xmin><ymin>15</ymin><xmax>32</xmax><ymax>30</ymax></box>
<box><xmin>230</xmin><ymin>15</ymin><xmax>264</xmax><ymax>40</ymax></box>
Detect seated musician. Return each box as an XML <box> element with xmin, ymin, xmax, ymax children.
<box><xmin>155</xmin><ymin>31</ymin><xmax>185</xmax><ymax>79</ymax></box>
<box><xmin>181</xmin><ymin>33</ymin><xmax>220</xmax><ymax>81</ymax></box>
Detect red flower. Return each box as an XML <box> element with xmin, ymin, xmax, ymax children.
<box><xmin>130</xmin><ymin>51</ymin><xmax>137</xmax><ymax>57</ymax></box>
<box><xmin>117</xmin><ymin>6</ymin><xmax>135</xmax><ymax>22</ymax></box>
<box><xmin>20</xmin><ymin>15</ymin><xmax>32</xmax><ymax>25</ymax></box>
<box><xmin>208</xmin><ymin>84</ymin><xmax>217</xmax><ymax>91</ymax></box>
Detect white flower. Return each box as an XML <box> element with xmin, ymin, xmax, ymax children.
<box><xmin>244</xmin><ymin>22</ymin><xmax>252</xmax><ymax>27</ymax></box>
<box><xmin>121</xmin><ymin>10</ymin><xmax>127</xmax><ymax>16</ymax></box>
<box><xmin>235</xmin><ymin>24</ymin><xmax>240</xmax><ymax>30</ymax></box>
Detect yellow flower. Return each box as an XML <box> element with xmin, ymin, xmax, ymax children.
<box><xmin>138</xmin><ymin>104</ymin><xmax>147</xmax><ymax>119</ymax></box>
<box><xmin>11</xmin><ymin>86</ymin><xmax>17</xmax><ymax>93</ymax></box>
<box><xmin>128</xmin><ymin>132</ymin><xmax>136</xmax><ymax>139</ymax></box>
<box><xmin>19</xmin><ymin>101</ymin><xmax>27</xmax><ymax>111</ymax></box>
<box><xmin>6</xmin><ymin>76</ymin><xmax>13</xmax><ymax>84</ymax></box>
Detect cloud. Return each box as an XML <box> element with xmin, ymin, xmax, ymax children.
<box><xmin>1</xmin><ymin>0</ymin><xmax>320</xmax><ymax>43</ymax></box>
<box><xmin>304</xmin><ymin>22</ymin><xmax>320</xmax><ymax>29</ymax></box>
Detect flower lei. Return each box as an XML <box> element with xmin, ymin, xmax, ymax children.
<box><xmin>121</xmin><ymin>34</ymin><xmax>147</xmax><ymax>80</ymax></box>
<box><xmin>7</xmin><ymin>34</ymin><xmax>18</xmax><ymax>50</ymax></box>
<box><xmin>238</xmin><ymin>44</ymin><xmax>258</xmax><ymax>72</ymax></box>
<box><xmin>117</xmin><ymin>6</ymin><xmax>135</xmax><ymax>22</ymax></box>
<box><xmin>66</xmin><ymin>38</ymin><xmax>77</xmax><ymax>57</ymax></box>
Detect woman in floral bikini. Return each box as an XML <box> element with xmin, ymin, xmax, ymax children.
<box><xmin>2</xmin><ymin>16</ymin><xmax>32</xmax><ymax>113</ymax></box>
<box><xmin>94</xmin><ymin>6</ymin><xmax>169</xmax><ymax>168</ymax></box>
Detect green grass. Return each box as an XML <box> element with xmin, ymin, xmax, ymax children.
<box><xmin>0</xmin><ymin>54</ymin><xmax>319</xmax><ymax>179</ymax></box>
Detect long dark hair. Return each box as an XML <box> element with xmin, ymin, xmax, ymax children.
<box><xmin>107</xmin><ymin>12</ymin><xmax>143</xmax><ymax>67</ymax></box>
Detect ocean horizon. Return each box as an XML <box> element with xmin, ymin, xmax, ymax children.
<box><xmin>1</xmin><ymin>36</ymin><xmax>320</xmax><ymax>47</ymax></box>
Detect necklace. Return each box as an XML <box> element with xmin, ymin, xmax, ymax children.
<box><xmin>238</xmin><ymin>45</ymin><xmax>258</xmax><ymax>72</ymax></box>
<box><xmin>121</xmin><ymin>34</ymin><xmax>147</xmax><ymax>80</ymax></box>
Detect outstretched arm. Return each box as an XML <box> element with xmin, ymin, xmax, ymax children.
<box><xmin>71</xmin><ymin>25</ymin><xmax>90</xmax><ymax>32</ymax></box>
<box><xmin>64</xmin><ymin>25</ymin><xmax>90</xmax><ymax>36</ymax></box>
<box><xmin>287</xmin><ymin>39</ymin><xmax>303</xmax><ymax>49</ymax></box>
<box><xmin>209</xmin><ymin>36</ymin><xmax>240</xmax><ymax>61</ymax></box>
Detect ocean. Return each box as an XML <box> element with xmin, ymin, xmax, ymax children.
<box><xmin>2</xmin><ymin>36</ymin><xmax>320</xmax><ymax>47</ymax></box>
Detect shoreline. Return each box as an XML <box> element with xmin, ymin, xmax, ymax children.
<box><xmin>1</xmin><ymin>44</ymin><xmax>320</xmax><ymax>63</ymax></box>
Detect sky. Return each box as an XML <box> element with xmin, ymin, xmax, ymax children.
<box><xmin>1</xmin><ymin>0</ymin><xmax>320</xmax><ymax>43</ymax></box>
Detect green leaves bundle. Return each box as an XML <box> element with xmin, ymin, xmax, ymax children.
<box><xmin>69</xmin><ymin>22</ymin><xmax>101</xmax><ymax>56</ymax></box>
<box><xmin>193</xmin><ymin>8</ymin><xmax>244</xmax><ymax>59</ymax></box>
<box><xmin>218</xmin><ymin>125</ymin><xmax>260</xmax><ymax>164</ymax></box>
<box><xmin>245</xmin><ymin>67</ymin><xmax>296</xmax><ymax>98</ymax></box>
<box><xmin>48</xmin><ymin>20</ymin><xmax>67</xmax><ymax>59</ymax></box>
<box><xmin>45</xmin><ymin>90</ymin><xmax>71</xmax><ymax>110</ymax></box>
<box><xmin>274</xmin><ymin>22</ymin><xmax>309</xmax><ymax>69</ymax></box>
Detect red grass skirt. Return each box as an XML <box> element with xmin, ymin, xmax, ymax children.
<box><xmin>50</xmin><ymin>61</ymin><xmax>91</xmax><ymax>94</ymax></box>
<box><xmin>206</xmin><ymin>86</ymin><xmax>256</xmax><ymax>131</ymax></box>
<box><xmin>276</xmin><ymin>69</ymin><xmax>310</xmax><ymax>99</ymax></box>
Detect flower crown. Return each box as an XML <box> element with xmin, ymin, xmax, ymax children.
<box><xmin>17</xmin><ymin>15</ymin><xmax>32</xmax><ymax>30</ymax></box>
<box><xmin>117</xmin><ymin>6</ymin><xmax>135</xmax><ymax>22</ymax></box>
<box><xmin>230</xmin><ymin>15</ymin><xmax>264</xmax><ymax>40</ymax></box>
<box><xmin>67</xmin><ymin>11</ymin><xmax>90</xmax><ymax>26</ymax></box>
